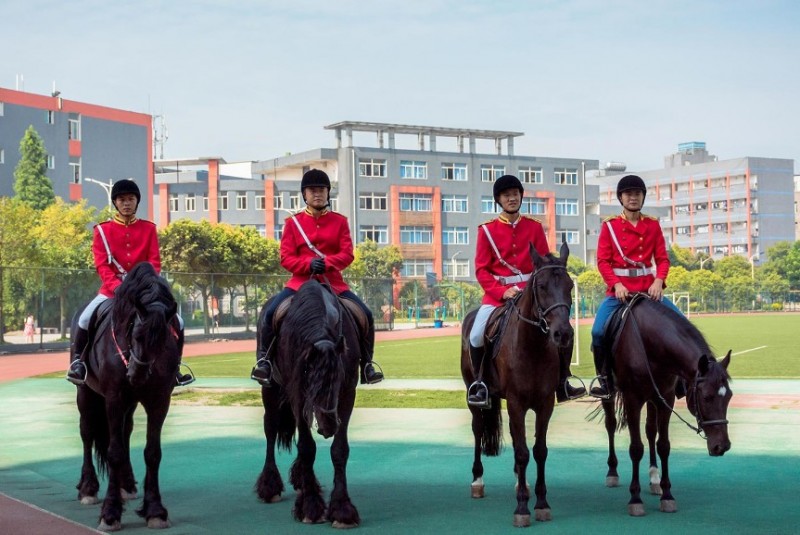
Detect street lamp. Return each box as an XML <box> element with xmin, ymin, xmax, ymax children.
<box><xmin>84</xmin><ymin>177</ymin><xmax>114</xmax><ymax>207</ymax></box>
<box><xmin>748</xmin><ymin>254</ymin><xmax>758</xmax><ymax>280</ymax></box>
<box><xmin>699</xmin><ymin>256</ymin><xmax>711</xmax><ymax>270</ymax></box>
<box><xmin>450</xmin><ymin>251</ymin><xmax>462</xmax><ymax>283</ymax></box>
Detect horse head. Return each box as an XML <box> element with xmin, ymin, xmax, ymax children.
<box><xmin>524</xmin><ymin>241</ymin><xmax>574</xmax><ymax>349</ymax></box>
<box><xmin>687</xmin><ymin>350</ymin><xmax>733</xmax><ymax>456</ymax></box>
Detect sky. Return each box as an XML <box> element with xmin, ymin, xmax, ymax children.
<box><xmin>3</xmin><ymin>0</ymin><xmax>799</xmax><ymax>171</ymax></box>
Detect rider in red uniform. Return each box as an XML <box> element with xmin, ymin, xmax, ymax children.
<box><xmin>251</xmin><ymin>169</ymin><xmax>383</xmax><ymax>387</ymax></box>
<box><xmin>66</xmin><ymin>180</ymin><xmax>192</xmax><ymax>386</ymax></box>
<box><xmin>590</xmin><ymin>174</ymin><xmax>681</xmax><ymax>397</ymax></box>
<box><xmin>467</xmin><ymin>174</ymin><xmax>586</xmax><ymax>408</ymax></box>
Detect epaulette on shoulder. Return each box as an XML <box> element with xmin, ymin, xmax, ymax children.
<box><xmin>602</xmin><ymin>214</ymin><xmax>621</xmax><ymax>223</ymax></box>
<box><xmin>479</xmin><ymin>218</ymin><xmax>497</xmax><ymax>227</ymax></box>
<box><xmin>522</xmin><ymin>215</ymin><xmax>542</xmax><ymax>224</ymax></box>
<box><xmin>641</xmin><ymin>213</ymin><xmax>658</xmax><ymax>221</ymax></box>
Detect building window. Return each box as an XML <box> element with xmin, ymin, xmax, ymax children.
<box><xmin>274</xmin><ymin>223</ymin><xmax>284</xmax><ymax>240</ymax></box>
<box><xmin>0</xmin><ymin>148</ymin><xmax>4</xmax><ymax>164</ymax></box>
<box><xmin>443</xmin><ymin>226</ymin><xmax>469</xmax><ymax>245</ymax></box>
<box><xmin>290</xmin><ymin>194</ymin><xmax>302</xmax><ymax>210</ymax></box>
<box><xmin>444</xmin><ymin>259</ymin><xmax>470</xmax><ymax>279</ymax></box>
<box><xmin>441</xmin><ymin>162</ymin><xmax>468</xmax><ymax>181</ymax></box>
<box><xmin>441</xmin><ymin>194</ymin><xmax>468</xmax><ymax>213</ymax></box>
<box><xmin>273</xmin><ymin>195</ymin><xmax>284</xmax><ymax>210</ymax></box>
<box><xmin>401</xmin><ymin>259</ymin><xmax>434</xmax><ymax>277</ymax></box>
<box><xmin>481</xmin><ymin>196</ymin><xmax>501</xmax><ymax>214</ymax></box>
<box><xmin>46</xmin><ymin>110</ymin><xmax>55</xmax><ymax>124</ymax></box>
<box><xmin>399</xmin><ymin>193</ymin><xmax>432</xmax><ymax>212</ymax></box>
<box><xmin>185</xmin><ymin>194</ymin><xmax>196</xmax><ymax>212</ymax></box>
<box><xmin>0</xmin><ymin>102</ymin><xmax>4</xmax><ymax>116</ymax></box>
<box><xmin>400</xmin><ymin>160</ymin><xmax>427</xmax><ymax>179</ymax></box>
<box><xmin>481</xmin><ymin>164</ymin><xmax>505</xmax><ymax>182</ymax></box>
<box><xmin>254</xmin><ymin>225</ymin><xmax>266</xmax><ymax>238</ymax></box>
<box><xmin>400</xmin><ymin>225</ymin><xmax>433</xmax><ymax>244</ymax></box>
<box><xmin>255</xmin><ymin>195</ymin><xmax>266</xmax><ymax>210</ymax></box>
<box><xmin>47</xmin><ymin>155</ymin><xmax>55</xmax><ymax>169</ymax></box>
<box><xmin>359</xmin><ymin>158</ymin><xmax>387</xmax><ymax>178</ymax></box>
<box><xmin>68</xmin><ymin>118</ymin><xmax>81</xmax><ymax>140</ymax></box>
<box><xmin>69</xmin><ymin>162</ymin><xmax>80</xmax><ymax>184</ymax></box>
<box><xmin>203</xmin><ymin>196</ymin><xmax>209</xmax><ymax>211</ymax></box>
<box><xmin>555</xmin><ymin>230</ymin><xmax>580</xmax><ymax>245</ymax></box>
<box><xmin>237</xmin><ymin>192</ymin><xmax>247</xmax><ymax>210</ymax></box>
<box><xmin>359</xmin><ymin>225</ymin><xmax>389</xmax><ymax>244</ymax></box>
<box><xmin>521</xmin><ymin>198</ymin><xmax>546</xmax><ymax>215</ymax></box>
<box><xmin>519</xmin><ymin>166</ymin><xmax>543</xmax><ymax>184</ymax></box>
<box><xmin>220</xmin><ymin>194</ymin><xmax>229</xmax><ymax>211</ymax></box>
<box><xmin>554</xmin><ymin>168</ymin><xmax>578</xmax><ymax>185</ymax></box>
<box><xmin>169</xmin><ymin>194</ymin><xmax>179</xmax><ymax>212</ymax></box>
<box><xmin>555</xmin><ymin>198</ymin><xmax>579</xmax><ymax>216</ymax></box>
<box><xmin>359</xmin><ymin>192</ymin><xmax>388</xmax><ymax>211</ymax></box>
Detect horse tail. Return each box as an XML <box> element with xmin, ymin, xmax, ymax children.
<box><xmin>84</xmin><ymin>389</ymin><xmax>110</xmax><ymax>477</ymax></box>
<box><xmin>276</xmin><ymin>401</ymin><xmax>296</xmax><ymax>452</ymax></box>
<box><xmin>480</xmin><ymin>397</ymin><xmax>503</xmax><ymax>456</ymax></box>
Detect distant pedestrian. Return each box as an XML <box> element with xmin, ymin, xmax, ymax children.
<box><xmin>24</xmin><ymin>314</ymin><xmax>35</xmax><ymax>343</ymax></box>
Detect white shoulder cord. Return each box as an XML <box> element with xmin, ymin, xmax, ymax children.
<box><xmin>480</xmin><ymin>224</ymin><xmax>523</xmax><ymax>276</ymax></box>
<box><xmin>605</xmin><ymin>221</ymin><xmax>648</xmax><ymax>269</ymax></box>
<box><xmin>289</xmin><ymin>215</ymin><xmax>325</xmax><ymax>258</ymax></box>
<box><xmin>96</xmin><ymin>224</ymin><xmax>128</xmax><ymax>276</ymax></box>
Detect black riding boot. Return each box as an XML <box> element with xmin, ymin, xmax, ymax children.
<box><xmin>360</xmin><ymin>321</ymin><xmax>384</xmax><ymax>384</ymax></box>
<box><xmin>590</xmin><ymin>344</ymin><xmax>611</xmax><ymax>398</ymax></box>
<box><xmin>467</xmin><ymin>344</ymin><xmax>490</xmax><ymax>409</ymax></box>
<box><xmin>174</xmin><ymin>326</ymin><xmax>195</xmax><ymax>386</ymax></box>
<box><xmin>251</xmin><ymin>328</ymin><xmax>275</xmax><ymax>386</ymax></box>
<box><xmin>556</xmin><ymin>344</ymin><xmax>587</xmax><ymax>403</ymax></box>
<box><xmin>66</xmin><ymin>327</ymin><xmax>89</xmax><ymax>386</ymax></box>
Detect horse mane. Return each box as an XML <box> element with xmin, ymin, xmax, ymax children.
<box><xmin>639</xmin><ymin>298</ymin><xmax>716</xmax><ymax>359</ymax></box>
<box><xmin>112</xmin><ymin>262</ymin><xmax>176</xmax><ymax>352</ymax></box>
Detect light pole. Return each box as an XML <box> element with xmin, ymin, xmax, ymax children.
<box><xmin>450</xmin><ymin>251</ymin><xmax>462</xmax><ymax>283</ymax></box>
<box><xmin>748</xmin><ymin>254</ymin><xmax>758</xmax><ymax>280</ymax></box>
<box><xmin>83</xmin><ymin>177</ymin><xmax>114</xmax><ymax>207</ymax></box>
<box><xmin>699</xmin><ymin>256</ymin><xmax>711</xmax><ymax>270</ymax></box>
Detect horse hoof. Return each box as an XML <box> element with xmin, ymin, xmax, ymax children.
<box><xmin>471</xmin><ymin>483</ymin><xmax>485</xmax><ymax>499</ymax></box>
<box><xmin>121</xmin><ymin>489</ymin><xmax>137</xmax><ymax>501</ymax></box>
<box><xmin>628</xmin><ymin>503</ymin><xmax>646</xmax><ymax>517</ymax></box>
<box><xmin>268</xmin><ymin>494</ymin><xmax>282</xmax><ymax>503</ymax></box>
<box><xmin>534</xmin><ymin>508</ymin><xmax>551</xmax><ymax>522</ymax></box>
<box><xmin>605</xmin><ymin>476</ymin><xmax>619</xmax><ymax>487</ymax></box>
<box><xmin>98</xmin><ymin>519</ymin><xmax>121</xmax><ymax>532</ymax></box>
<box><xmin>660</xmin><ymin>500</ymin><xmax>678</xmax><ymax>513</ymax></box>
<box><xmin>80</xmin><ymin>495</ymin><xmax>99</xmax><ymax>505</ymax></box>
<box><xmin>303</xmin><ymin>517</ymin><xmax>326</xmax><ymax>524</ymax></box>
<box><xmin>650</xmin><ymin>483</ymin><xmax>663</xmax><ymax>495</ymax></box>
<box><xmin>332</xmin><ymin>520</ymin><xmax>360</xmax><ymax>529</ymax></box>
<box><xmin>513</xmin><ymin>514</ymin><xmax>531</xmax><ymax>527</ymax></box>
<box><xmin>147</xmin><ymin>517</ymin><xmax>171</xmax><ymax>529</ymax></box>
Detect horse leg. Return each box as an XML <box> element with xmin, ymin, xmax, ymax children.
<box><xmin>98</xmin><ymin>397</ymin><xmax>128</xmax><ymax>531</ymax></box>
<box><xmin>469</xmin><ymin>406</ymin><xmax>486</xmax><ymax>498</ymax></box>
<box><xmin>625</xmin><ymin>401</ymin><xmax>646</xmax><ymax>517</ymax></box>
<box><xmin>507</xmin><ymin>400</ymin><xmax>532</xmax><ymax>527</ymax></box>
<box><xmin>655</xmin><ymin>402</ymin><xmax>677</xmax><ymax>513</ymax></box>
<box><xmin>256</xmin><ymin>387</ymin><xmax>285</xmax><ymax>503</ymax></box>
<box><xmin>532</xmin><ymin>404</ymin><xmax>553</xmax><ymax>522</ymax></box>
<box><xmin>645</xmin><ymin>403</ymin><xmax>661</xmax><ymax>496</ymax></box>
<box><xmin>601</xmin><ymin>397</ymin><xmax>619</xmax><ymax>487</ymax></box>
<box><xmin>327</xmin><ymin>404</ymin><xmax>360</xmax><ymax>528</ymax></box>
<box><xmin>133</xmin><ymin>395</ymin><xmax>171</xmax><ymax>529</ymax></box>
<box><xmin>120</xmin><ymin>407</ymin><xmax>138</xmax><ymax>500</ymax></box>
<box><xmin>289</xmin><ymin>421</ymin><xmax>325</xmax><ymax>524</ymax></box>
<box><xmin>76</xmin><ymin>386</ymin><xmax>101</xmax><ymax>505</ymax></box>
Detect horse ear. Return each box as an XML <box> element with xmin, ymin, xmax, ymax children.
<box><xmin>559</xmin><ymin>241</ymin><xmax>569</xmax><ymax>264</ymax></box>
<box><xmin>698</xmin><ymin>354</ymin><xmax>710</xmax><ymax>375</ymax></box>
<box><xmin>529</xmin><ymin>242</ymin><xmax>542</xmax><ymax>267</ymax></box>
<box><xmin>720</xmin><ymin>349</ymin><xmax>732</xmax><ymax>370</ymax></box>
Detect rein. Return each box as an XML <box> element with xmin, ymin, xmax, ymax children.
<box><xmin>624</xmin><ymin>299</ymin><xmax>727</xmax><ymax>439</ymax></box>
<box><xmin>109</xmin><ymin>311</ymin><xmax>180</xmax><ymax>370</ymax></box>
<box><xmin>512</xmin><ymin>264</ymin><xmax>571</xmax><ymax>334</ymax></box>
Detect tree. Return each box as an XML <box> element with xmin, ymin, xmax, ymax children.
<box><xmin>34</xmin><ymin>198</ymin><xmax>95</xmax><ymax>337</ymax></box>
<box><xmin>0</xmin><ymin>199</ymin><xmax>40</xmax><ymax>342</ymax></box>
<box><xmin>688</xmin><ymin>269</ymin><xmax>723</xmax><ymax>312</ymax></box>
<box><xmin>668</xmin><ymin>243</ymin><xmax>695</xmax><ymax>270</ymax></box>
<box><xmin>665</xmin><ymin>265</ymin><xmax>691</xmax><ymax>293</ymax></box>
<box><xmin>14</xmin><ymin>126</ymin><xmax>55</xmax><ymax>211</ymax></box>
<box><xmin>566</xmin><ymin>255</ymin><xmax>589</xmax><ymax>277</ymax></box>
<box><xmin>714</xmin><ymin>255</ymin><xmax>751</xmax><ymax>280</ymax></box>
<box><xmin>345</xmin><ymin>240</ymin><xmax>403</xmax><ymax>279</ymax></box>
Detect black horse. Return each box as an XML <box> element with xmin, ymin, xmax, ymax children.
<box><xmin>255</xmin><ymin>279</ymin><xmax>361</xmax><ymax>528</ymax></box>
<box><xmin>460</xmin><ymin>242</ymin><xmax>574</xmax><ymax>527</ymax></box>
<box><xmin>596</xmin><ymin>294</ymin><xmax>732</xmax><ymax>516</ymax></box>
<box><xmin>72</xmin><ymin>262</ymin><xmax>182</xmax><ymax>531</ymax></box>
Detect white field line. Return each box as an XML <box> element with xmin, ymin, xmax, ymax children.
<box><xmin>730</xmin><ymin>345</ymin><xmax>768</xmax><ymax>357</ymax></box>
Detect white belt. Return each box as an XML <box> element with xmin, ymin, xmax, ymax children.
<box><xmin>613</xmin><ymin>267</ymin><xmax>655</xmax><ymax>277</ymax></box>
<box><xmin>493</xmin><ymin>273</ymin><xmax>531</xmax><ymax>285</ymax></box>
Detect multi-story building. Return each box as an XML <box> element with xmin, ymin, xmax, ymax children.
<box><xmin>591</xmin><ymin>142</ymin><xmax>795</xmax><ymax>264</ymax></box>
<box><xmin>0</xmin><ymin>87</ymin><xmax>154</xmax><ymax>218</ymax></box>
<box><xmin>155</xmin><ymin>122</ymin><xmax>601</xmax><ymax>287</ymax></box>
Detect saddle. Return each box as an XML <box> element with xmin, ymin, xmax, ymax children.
<box><xmin>483</xmin><ymin>299</ymin><xmax>517</xmax><ymax>361</ymax></box>
<box><xmin>272</xmin><ymin>294</ymin><xmax>369</xmax><ymax>338</ymax></box>
<box><xmin>598</xmin><ymin>293</ymin><xmax>649</xmax><ymax>388</ymax></box>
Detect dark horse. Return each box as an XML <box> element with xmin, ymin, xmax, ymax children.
<box><xmin>596</xmin><ymin>294</ymin><xmax>732</xmax><ymax>516</ymax></box>
<box><xmin>255</xmin><ymin>279</ymin><xmax>362</xmax><ymax>528</ymax></box>
<box><xmin>460</xmin><ymin>242</ymin><xmax>574</xmax><ymax>528</ymax></box>
<box><xmin>72</xmin><ymin>262</ymin><xmax>182</xmax><ymax>531</ymax></box>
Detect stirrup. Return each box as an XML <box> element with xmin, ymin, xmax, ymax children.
<box><xmin>250</xmin><ymin>358</ymin><xmax>273</xmax><ymax>386</ymax></box>
<box><xmin>361</xmin><ymin>361</ymin><xmax>384</xmax><ymax>385</ymax></box>
<box><xmin>467</xmin><ymin>381</ymin><xmax>491</xmax><ymax>409</ymax></box>
<box><xmin>557</xmin><ymin>376</ymin><xmax>587</xmax><ymax>402</ymax></box>
<box><xmin>176</xmin><ymin>363</ymin><xmax>195</xmax><ymax>386</ymax></box>
<box><xmin>65</xmin><ymin>360</ymin><xmax>87</xmax><ymax>386</ymax></box>
<box><xmin>589</xmin><ymin>376</ymin><xmax>612</xmax><ymax>400</ymax></box>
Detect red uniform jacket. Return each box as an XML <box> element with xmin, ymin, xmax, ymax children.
<box><xmin>93</xmin><ymin>215</ymin><xmax>161</xmax><ymax>298</ymax></box>
<box><xmin>281</xmin><ymin>208</ymin><xmax>354</xmax><ymax>294</ymax></box>
<box><xmin>475</xmin><ymin>215</ymin><xmax>550</xmax><ymax>307</ymax></box>
<box><xmin>597</xmin><ymin>213</ymin><xmax>670</xmax><ymax>296</ymax></box>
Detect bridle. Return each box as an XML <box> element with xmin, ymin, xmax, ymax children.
<box><xmin>512</xmin><ymin>264</ymin><xmax>571</xmax><ymax>334</ymax></box>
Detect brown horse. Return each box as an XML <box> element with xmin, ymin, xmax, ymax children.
<box><xmin>596</xmin><ymin>294</ymin><xmax>732</xmax><ymax>516</ymax></box>
<box><xmin>460</xmin><ymin>242</ymin><xmax>573</xmax><ymax>528</ymax></box>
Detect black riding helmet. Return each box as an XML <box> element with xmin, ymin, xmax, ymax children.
<box><xmin>300</xmin><ymin>169</ymin><xmax>331</xmax><ymax>203</ymax></box>
<box><xmin>493</xmin><ymin>174</ymin><xmax>524</xmax><ymax>203</ymax></box>
<box><xmin>111</xmin><ymin>179</ymin><xmax>141</xmax><ymax>204</ymax></box>
<box><xmin>616</xmin><ymin>174</ymin><xmax>647</xmax><ymax>203</ymax></box>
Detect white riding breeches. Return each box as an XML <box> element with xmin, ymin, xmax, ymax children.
<box><xmin>469</xmin><ymin>304</ymin><xmax>497</xmax><ymax>347</ymax></box>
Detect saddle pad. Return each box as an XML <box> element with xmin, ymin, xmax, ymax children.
<box><xmin>273</xmin><ymin>295</ymin><xmax>368</xmax><ymax>337</ymax></box>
